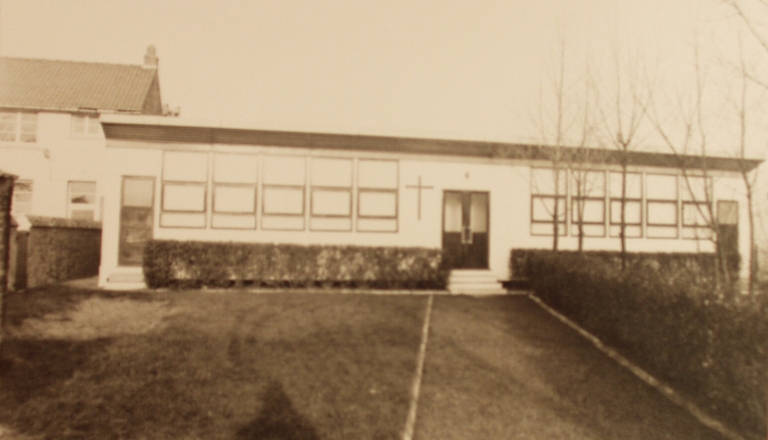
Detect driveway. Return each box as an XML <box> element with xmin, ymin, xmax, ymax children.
<box><xmin>413</xmin><ymin>295</ymin><xmax>727</xmax><ymax>440</ymax></box>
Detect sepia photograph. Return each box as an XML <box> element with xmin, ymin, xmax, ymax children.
<box><xmin>0</xmin><ymin>1</ymin><xmax>765</xmax><ymax>439</ymax></box>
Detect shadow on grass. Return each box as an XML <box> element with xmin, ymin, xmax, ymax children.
<box><xmin>0</xmin><ymin>338</ymin><xmax>111</xmax><ymax>404</ymax></box>
<box><xmin>237</xmin><ymin>380</ymin><xmax>319</xmax><ymax>440</ymax></box>
<box><xmin>4</xmin><ymin>283</ymin><xmax>161</xmax><ymax>327</ymax></box>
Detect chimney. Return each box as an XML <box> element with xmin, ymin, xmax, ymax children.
<box><xmin>143</xmin><ymin>45</ymin><xmax>158</xmax><ymax>69</ymax></box>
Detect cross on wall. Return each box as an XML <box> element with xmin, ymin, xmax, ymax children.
<box><xmin>406</xmin><ymin>176</ymin><xmax>433</xmax><ymax>221</ymax></box>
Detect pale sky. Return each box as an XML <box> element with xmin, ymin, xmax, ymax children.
<box><xmin>1</xmin><ymin>0</ymin><xmax>765</xmax><ymax>157</ymax></box>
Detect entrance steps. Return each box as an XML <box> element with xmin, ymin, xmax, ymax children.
<box><xmin>447</xmin><ymin>270</ymin><xmax>507</xmax><ymax>295</ymax></box>
<box><xmin>103</xmin><ymin>268</ymin><xmax>146</xmax><ymax>290</ymax></box>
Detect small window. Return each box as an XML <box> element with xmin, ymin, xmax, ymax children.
<box><xmin>530</xmin><ymin>168</ymin><xmax>568</xmax><ymax>236</ymax></box>
<box><xmin>646</xmin><ymin>174</ymin><xmax>679</xmax><ymax>239</ymax></box>
<box><xmin>682</xmin><ymin>201</ymin><xmax>713</xmax><ymax>239</ymax></box>
<box><xmin>261</xmin><ymin>155</ymin><xmax>306</xmax><ymax>230</ymax></box>
<box><xmin>71</xmin><ymin>114</ymin><xmax>101</xmax><ymax>136</ymax></box>
<box><xmin>357</xmin><ymin>160</ymin><xmax>398</xmax><ymax>232</ymax></box>
<box><xmin>0</xmin><ymin>111</ymin><xmax>37</xmax><ymax>142</ymax></box>
<box><xmin>12</xmin><ymin>180</ymin><xmax>33</xmax><ymax>215</ymax></box>
<box><xmin>68</xmin><ymin>181</ymin><xmax>97</xmax><ymax>220</ymax></box>
<box><xmin>571</xmin><ymin>170</ymin><xmax>606</xmax><ymax>237</ymax></box>
<box><xmin>310</xmin><ymin>158</ymin><xmax>352</xmax><ymax>231</ymax></box>
<box><xmin>212</xmin><ymin>154</ymin><xmax>258</xmax><ymax>229</ymax></box>
<box><xmin>609</xmin><ymin>172</ymin><xmax>643</xmax><ymax>238</ymax></box>
<box><xmin>161</xmin><ymin>151</ymin><xmax>208</xmax><ymax>228</ymax></box>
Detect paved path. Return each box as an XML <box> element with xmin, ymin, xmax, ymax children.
<box><xmin>412</xmin><ymin>295</ymin><xmax>727</xmax><ymax>440</ymax></box>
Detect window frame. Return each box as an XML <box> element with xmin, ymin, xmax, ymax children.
<box><xmin>682</xmin><ymin>201</ymin><xmax>713</xmax><ymax>240</ymax></box>
<box><xmin>609</xmin><ymin>172</ymin><xmax>643</xmax><ymax>238</ymax></box>
<box><xmin>211</xmin><ymin>153</ymin><xmax>259</xmax><ymax>230</ymax></box>
<box><xmin>570</xmin><ymin>170</ymin><xmax>606</xmax><ymax>237</ymax></box>
<box><xmin>70</xmin><ymin>113</ymin><xmax>102</xmax><ymax>137</ymax></box>
<box><xmin>0</xmin><ymin>111</ymin><xmax>38</xmax><ymax>143</ymax></box>
<box><xmin>160</xmin><ymin>151</ymin><xmax>209</xmax><ymax>229</ymax></box>
<box><xmin>261</xmin><ymin>155</ymin><xmax>307</xmax><ymax>231</ymax></box>
<box><xmin>530</xmin><ymin>167</ymin><xmax>568</xmax><ymax>237</ymax></box>
<box><xmin>645</xmin><ymin>173</ymin><xmax>679</xmax><ymax>239</ymax></box>
<box><xmin>309</xmin><ymin>157</ymin><xmax>353</xmax><ymax>232</ymax></box>
<box><xmin>11</xmin><ymin>179</ymin><xmax>33</xmax><ymax>215</ymax></box>
<box><xmin>67</xmin><ymin>180</ymin><xmax>97</xmax><ymax>221</ymax></box>
<box><xmin>356</xmin><ymin>159</ymin><xmax>399</xmax><ymax>233</ymax></box>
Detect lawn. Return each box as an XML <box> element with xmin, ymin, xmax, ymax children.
<box><xmin>0</xmin><ymin>285</ymin><xmax>429</xmax><ymax>439</ymax></box>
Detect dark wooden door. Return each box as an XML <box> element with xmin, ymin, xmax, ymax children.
<box><xmin>119</xmin><ymin>177</ymin><xmax>155</xmax><ymax>266</ymax></box>
<box><xmin>716</xmin><ymin>200</ymin><xmax>739</xmax><ymax>275</ymax></box>
<box><xmin>442</xmin><ymin>191</ymin><xmax>489</xmax><ymax>269</ymax></box>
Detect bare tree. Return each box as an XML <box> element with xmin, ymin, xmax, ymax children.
<box><xmin>722</xmin><ymin>0</ymin><xmax>768</xmax><ymax>293</ymax></box>
<box><xmin>732</xmin><ymin>38</ymin><xmax>761</xmax><ymax>292</ymax></box>
<box><xmin>643</xmin><ymin>40</ymin><xmax>734</xmax><ymax>287</ymax></box>
<box><xmin>593</xmin><ymin>50</ymin><xmax>654</xmax><ymax>270</ymax></box>
<box><xmin>532</xmin><ymin>39</ymin><xmax>579</xmax><ymax>251</ymax></box>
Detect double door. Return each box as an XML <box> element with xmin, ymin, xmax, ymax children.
<box><xmin>442</xmin><ymin>191</ymin><xmax>489</xmax><ymax>269</ymax></box>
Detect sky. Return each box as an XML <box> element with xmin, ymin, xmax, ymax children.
<box><xmin>0</xmin><ymin>0</ymin><xmax>766</xmax><ymax>157</ymax></box>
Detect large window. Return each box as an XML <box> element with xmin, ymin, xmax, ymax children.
<box><xmin>212</xmin><ymin>154</ymin><xmax>258</xmax><ymax>229</ymax></box>
<box><xmin>357</xmin><ymin>159</ymin><xmax>398</xmax><ymax>232</ymax></box>
<box><xmin>71</xmin><ymin>114</ymin><xmax>101</xmax><ymax>136</ymax></box>
<box><xmin>530</xmin><ymin>168</ymin><xmax>567</xmax><ymax>236</ymax></box>
<box><xmin>310</xmin><ymin>157</ymin><xmax>353</xmax><ymax>231</ymax></box>
<box><xmin>161</xmin><ymin>151</ymin><xmax>208</xmax><ymax>228</ymax></box>
<box><xmin>646</xmin><ymin>174</ymin><xmax>679</xmax><ymax>238</ymax></box>
<box><xmin>0</xmin><ymin>111</ymin><xmax>37</xmax><ymax>143</ymax></box>
<box><xmin>571</xmin><ymin>170</ymin><xmax>606</xmax><ymax>237</ymax></box>
<box><xmin>262</xmin><ymin>155</ymin><xmax>306</xmax><ymax>230</ymax></box>
<box><xmin>12</xmin><ymin>180</ymin><xmax>33</xmax><ymax>215</ymax></box>
<box><xmin>609</xmin><ymin>172</ymin><xmax>642</xmax><ymax>238</ymax></box>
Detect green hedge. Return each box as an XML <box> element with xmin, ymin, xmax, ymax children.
<box><xmin>521</xmin><ymin>250</ymin><xmax>767</xmax><ymax>440</ymax></box>
<box><xmin>143</xmin><ymin>240</ymin><xmax>449</xmax><ymax>290</ymax></box>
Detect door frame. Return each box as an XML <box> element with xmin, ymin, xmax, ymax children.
<box><xmin>118</xmin><ymin>175</ymin><xmax>156</xmax><ymax>266</ymax></box>
<box><xmin>441</xmin><ymin>190</ymin><xmax>490</xmax><ymax>269</ymax></box>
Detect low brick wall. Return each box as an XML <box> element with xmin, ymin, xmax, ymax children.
<box><xmin>24</xmin><ymin>216</ymin><xmax>101</xmax><ymax>288</ymax></box>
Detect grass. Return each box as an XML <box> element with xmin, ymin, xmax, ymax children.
<box><xmin>0</xmin><ymin>285</ymin><xmax>428</xmax><ymax>439</ymax></box>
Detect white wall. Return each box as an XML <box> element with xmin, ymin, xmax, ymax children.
<box><xmin>98</xmin><ymin>141</ymin><xmax>755</xmax><ymax>286</ymax></box>
<box><xmin>0</xmin><ymin>112</ymin><xmax>107</xmax><ymax>221</ymax></box>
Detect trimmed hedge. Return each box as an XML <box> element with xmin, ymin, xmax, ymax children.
<box><xmin>519</xmin><ymin>250</ymin><xmax>767</xmax><ymax>440</ymax></box>
<box><xmin>143</xmin><ymin>240</ymin><xmax>449</xmax><ymax>290</ymax></box>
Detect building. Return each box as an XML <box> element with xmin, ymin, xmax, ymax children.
<box><xmin>0</xmin><ymin>46</ymin><xmax>163</xmax><ymax>223</ymax></box>
<box><xmin>96</xmin><ymin>115</ymin><xmax>762</xmax><ymax>290</ymax></box>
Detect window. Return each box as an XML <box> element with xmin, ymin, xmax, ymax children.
<box><xmin>0</xmin><ymin>111</ymin><xmax>37</xmax><ymax>142</ymax></box>
<box><xmin>310</xmin><ymin>157</ymin><xmax>352</xmax><ymax>231</ymax></box>
<box><xmin>646</xmin><ymin>174</ymin><xmax>678</xmax><ymax>238</ymax></box>
<box><xmin>12</xmin><ymin>180</ymin><xmax>33</xmax><ymax>215</ymax></box>
<box><xmin>609</xmin><ymin>172</ymin><xmax>642</xmax><ymax>238</ymax></box>
<box><xmin>571</xmin><ymin>170</ymin><xmax>606</xmax><ymax>237</ymax></box>
<box><xmin>682</xmin><ymin>176</ymin><xmax>713</xmax><ymax>239</ymax></box>
<box><xmin>212</xmin><ymin>154</ymin><xmax>258</xmax><ymax>229</ymax></box>
<box><xmin>68</xmin><ymin>181</ymin><xmax>97</xmax><ymax>220</ymax></box>
<box><xmin>357</xmin><ymin>159</ymin><xmax>398</xmax><ymax>232</ymax></box>
<box><xmin>161</xmin><ymin>151</ymin><xmax>208</xmax><ymax>228</ymax></box>
<box><xmin>71</xmin><ymin>114</ymin><xmax>101</xmax><ymax>136</ymax></box>
<box><xmin>530</xmin><ymin>168</ymin><xmax>567</xmax><ymax>236</ymax></box>
<box><xmin>262</xmin><ymin>155</ymin><xmax>306</xmax><ymax>230</ymax></box>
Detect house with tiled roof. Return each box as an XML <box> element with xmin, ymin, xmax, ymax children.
<box><xmin>0</xmin><ymin>46</ymin><xmax>163</xmax><ymax>222</ymax></box>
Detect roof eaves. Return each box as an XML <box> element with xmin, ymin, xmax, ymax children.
<box><xmin>100</xmin><ymin>120</ymin><xmax>765</xmax><ymax>173</ymax></box>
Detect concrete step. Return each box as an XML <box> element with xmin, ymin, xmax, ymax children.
<box><xmin>447</xmin><ymin>269</ymin><xmax>507</xmax><ymax>295</ymax></box>
<box><xmin>104</xmin><ymin>271</ymin><xmax>146</xmax><ymax>290</ymax></box>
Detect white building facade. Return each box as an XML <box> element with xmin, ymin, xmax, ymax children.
<box><xmin>97</xmin><ymin>115</ymin><xmax>761</xmax><ymax>290</ymax></box>
<box><xmin>0</xmin><ymin>48</ymin><xmax>164</xmax><ymax>224</ymax></box>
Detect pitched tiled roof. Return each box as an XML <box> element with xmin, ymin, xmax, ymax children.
<box><xmin>0</xmin><ymin>57</ymin><xmax>161</xmax><ymax>114</ymax></box>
